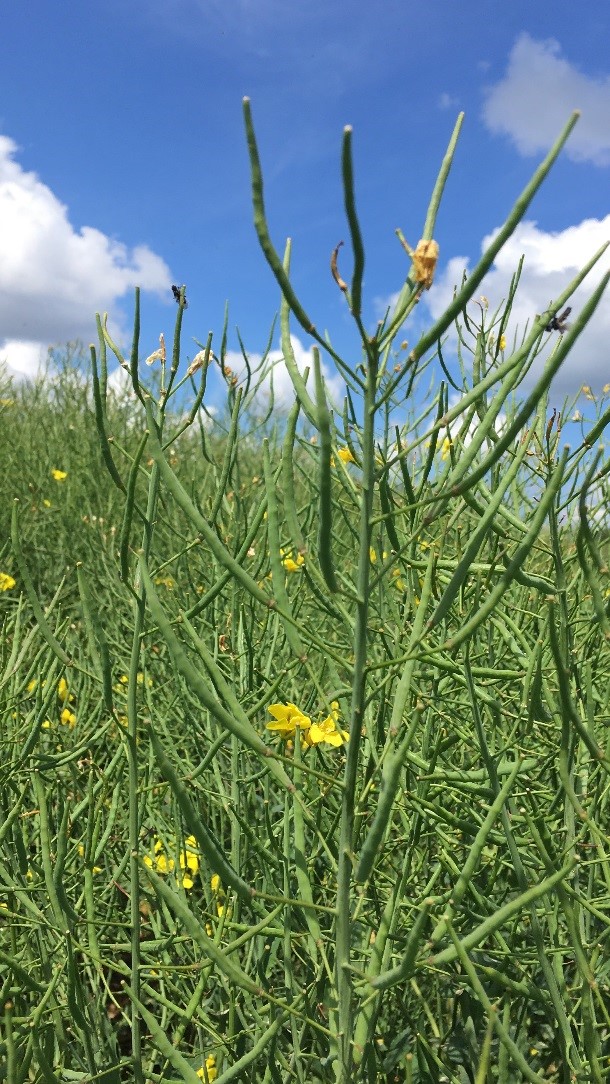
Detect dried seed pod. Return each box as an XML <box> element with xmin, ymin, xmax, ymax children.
<box><xmin>331</xmin><ymin>241</ymin><xmax>348</xmax><ymax>292</ymax></box>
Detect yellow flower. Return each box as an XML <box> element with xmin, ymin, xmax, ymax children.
<box><xmin>197</xmin><ymin>1056</ymin><xmax>218</xmax><ymax>1082</ymax></box>
<box><xmin>337</xmin><ymin>446</ymin><xmax>356</xmax><ymax>464</ymax></box>
<box><xmin>440</xmin><ymin>437</ymin><xmax>452</xmax><ymax>461</ymax></box>
<box><xmin>305</xmin><ymin>702</ymin><xmax>349</xmax><ymax>748</ymax></box>
<box><xmin>43</xmin><ymin>499</ymin><xmax>51</xmax><ymax>508</ymax></box>
<box><xmin>369</xmin><ymin>547</ymin><xmax>377</xmax><ymax>564</ymax></box>
<box><xmin>57</xmin><ymin>677</ymin><xmax>74</xmax><ymax>703</ymax></box>
<box><xmin>266</xmin><ymin>702</ymin><xmax>311</xmax><ymax>740</ymax></box>
<box><xmin>180</xmin><ymin>836</ymin><xmax>199</xmax><ymax>883</ymax></box>
<box><xmin>60</xmin><ymin>708</ymin><xmax>77</xmax><ymax>728</ymax></box>
<box><xmin>280</xmin><ymin>548</ymin><xmax>304</xmax><ymax>573</ymax></box>
<box><xmin>498</xmin><ymin>334</ymin><xmax>506</xmax><ymax>351</ymax></box>
<box><xmin>154</xmin><ymin>575</ymin><xmax>175</xmax><ymax>589</ymax></box>
<box><xmin>51</xmin><ymin>469</ymin><xmax>68</xmax><ymax>481</ymax></box>
<box><xmin>211</xmin><ymin>874</ymin><xmax>222</xmax><ymax>894</ymax></box>
<box><xmin>0</xmin><ymin>573</ymin><xmax>16</xmax><ymax>592</ymax></box>
<box><xmin>392</xmin><ymin>568</ymin><xmax>406</xmax><ymax>591</ymax></box>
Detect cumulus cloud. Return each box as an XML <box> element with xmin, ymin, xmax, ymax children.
<box><xmin>222</xmin><ymin>334</ymin><xmax>344</xmax><ymax>412</ymax></box>
<box><xmin>0</xmin><ymin>135</ymin><xmax>172</xmax><ymax>379</ymax></box>
<box><xmin>380</xmin><ymin>216</ymin><xmax>610</xmax><ymax>397</ymax></box>
<box><xmin>482</xmin><ymin>34</ymin><xmax>610</xmax><ymax>166</ymax></box>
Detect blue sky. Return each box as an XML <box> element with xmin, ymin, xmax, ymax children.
<box><xmin>1</xmin><ymin>0</ymin><xmax>609</xmax><ymax>412</ymax></box>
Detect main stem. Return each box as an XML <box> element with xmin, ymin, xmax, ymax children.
<box><xmin>335</xmin><ymin>349</ymin><xmax>378</xmax><ymax>1081</ymax></box>
<box><xmin>128</xmin><ymin>455</ymin><xmax>161</xmax><ymax>1081</ymax></box>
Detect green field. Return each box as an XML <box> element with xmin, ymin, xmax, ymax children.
<box><xmin>1</xmin><ymin>106</ymin><xmax>610</xmax><ymax>1083</ymax></box>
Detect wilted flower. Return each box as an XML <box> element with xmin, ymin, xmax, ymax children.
<box><xmin>187</xmin><ymin>347</ymin><xmax>216</xmax><ymax>377</ymax></box>
<box><xmin>401</xmin><ymin>238</ymin><xmax>439</xmax><ymax>289</ymax></box>
<box><xmin>144</xmin><ymin>333</ymin><xmax>166</xmax><ymax>367</ymax></box>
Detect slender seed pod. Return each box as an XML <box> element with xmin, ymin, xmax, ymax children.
<box><xmin>341</xmin><ymin>126</ymin><xmax>365</xmax><ymax>320</ymax></box>
<box><xmin>370</xmin><ymin>897</ymin><xmax>436</xmax><ymax>990</ymax></box>
<box><xmin>11</xmin><ymin>501</ymin><xmax>71</xmax><ymax>666</ymax></box>
<box><xmin>76</xmin><ymin>562</ymin><xmax>114</xmax><ymax>713</ymax></box>
<box><xmin>129</xmin><ymin>286</ymin><xmax>142</xmax><ymax>401</ymax></box>
<box><xmin>281</xmin><ymin>396</ymin><xmax>306</xmax><ymax>555</ymax></box>
<box><xmin>118</xmin><ymin>432</ymin><xmax>148</xmax><ymax>586</ymax></box>
<box><xmin>314</xmin><ymin>348</ymin><xmax>339</xmax><ymax>593</ymax></box>
<box><xmin>89</xmin><ymin>344</ymin><xmax>126</xmax><ymax>493</ymax></box>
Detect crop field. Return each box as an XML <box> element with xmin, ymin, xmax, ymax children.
<box><xmin>1</xmin><ymin>105</ymin><xmax>610</xmax><ymax>1083</ymax></box>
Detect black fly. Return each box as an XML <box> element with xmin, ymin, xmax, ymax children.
<box><xmin>171</xmin><ymin>284</ymin><xmax>188</xmax><ymax>308</ymax></box>
<box><xmin>545</xmin><ymin>306</ymin><xmax>571</xmax><ymax>333</ymax></box>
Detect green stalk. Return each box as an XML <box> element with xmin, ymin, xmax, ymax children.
<box><xmin>334</xmin><ymin>346</ymin><xmax>379</xmax><ymax>1080</ymax></box>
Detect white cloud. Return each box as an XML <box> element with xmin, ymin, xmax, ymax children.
<box><xmin>0</xmin><ymin>135</ymin><xmax>172</xmax><ymax>379</ymax></box>
<box><xmin>482</xmin><ymin>34</ymin><xmax>610</xmax><ymax>165</ymax></box>
<box><xmin>223</xmin><ymin>334</ymin><xmax>344</xmax><ymax>412</ymax></box>
<box><xmin>439</xmin><ymin>92</ymin><xmax>460</xmax><ymax>112</ymax></box>
<box><xmin>380</xmin><ymin>216</ymin><xmax>610</xmax><ymax>397</ymax></box>
<box><xmin>0</xmin><ymin>340</ymin><xmax>46</xmax><ymax>377</ymax></box>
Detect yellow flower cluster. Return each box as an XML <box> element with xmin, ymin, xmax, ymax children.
<box><xmin>154</xmin><ymin>575</ymin><xmax>175</xmax><ymax>589</ymax></box>
<box><xmin>28</xmin><ymin>676</ymin><xmax>77</xmax><ymax>729</ymax></box>
<box><xmin>143</xmin><ymin>835</ymin><xmax>199</xmax><ymax>889</ymax></box>
<box><xmin>280</xmin><ymin>548</ymin><xmax>305</xmax><ymax>573</ymax></box>
<box><xmin>266</xmin><ymin>701</ymin><xmax>348</xmax><ymax>748</ymax></box>
<box><xmin>114</xmin><ymin>672</ymin><xmax>153</xmax><ymax>693</ymax></box>
<box><xmin>440</xmin><ymin>436</ymin><xmax>452</xmax><ymax>462</ymax></box>
<box><xmin>197</xmin><ymin>1055</ymin><xmax>217</xmax><ymax>1081</ymax></box>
